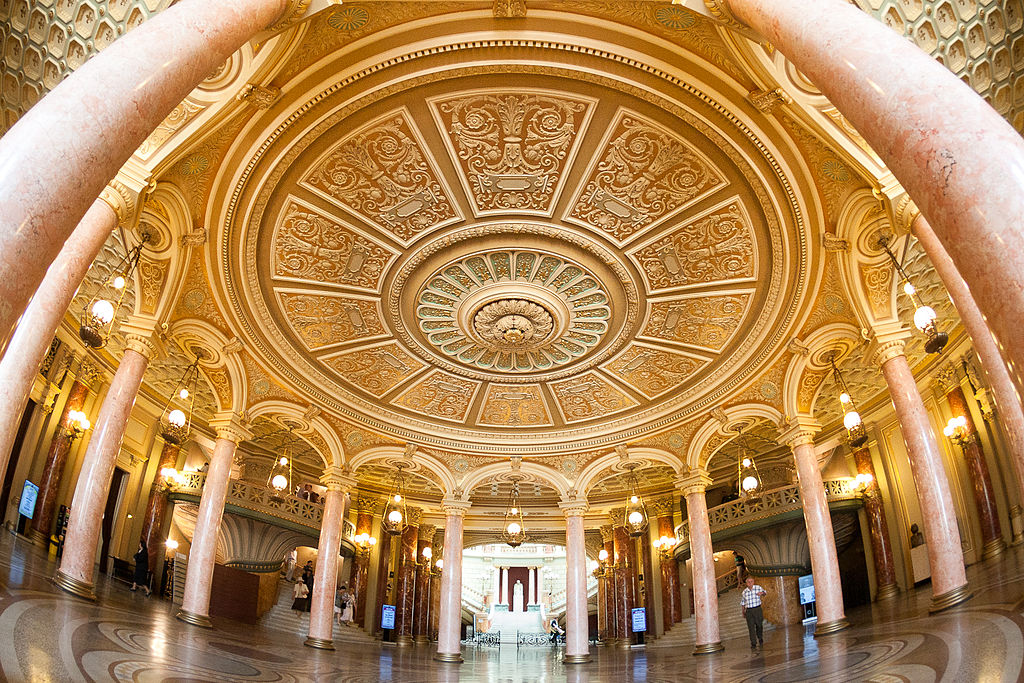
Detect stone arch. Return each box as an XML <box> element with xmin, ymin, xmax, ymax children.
<box><xmin>459</xmin><ymin>460</ymin><xmax>571</xmax><ymax>501</ymax></box>
<box><xmin>246</xmin><ymin>400</ymin><xmax>344</xmax><ymax>469</ymax></box>
<box><xmin>348</xmin><ymin>445</ymin><xmax>458</xmax><ymax>498</ymax></box>
<box><xmin>575</xmin><ymin>447</ymin><xmax>684</xmax><ymax>498</ymax></box>
<box><xmin>782</xmin><ymin>322</ymin><xmax>862</xmax><ymax>420</ymax></box>
<box><xmin>685</xmin><ymin>403</ymin><xmax>783</xmax><ymax>471</ymax></box>
<box><xmin>132</xmin><ymin>182</ymin><xmax>191</xmax><ymax>322</ymax></box>
<box><xmin>167</xmin><ymin>318</ymin><xmax>247</xmax><ymax>412</ymax></box>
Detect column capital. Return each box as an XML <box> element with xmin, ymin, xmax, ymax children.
<box><xmin>607</xmin><ymin>507</ymin><xmax>625</xmax><ymax>526</ymax></box>
<box><xmin>778</xmin><ymin>416</ymin><xmax>821</xmax><ymax>448</ymax></box>
<box><xmin>892</xmin><ymin>193</ymin><xmax>921</xmax><ymax>235</ymax></box>
<box><xmin>355</xmin><ymin>495</ymin><xmax>379</xmax><ymax>513</ymax></box>
<box><xmin>75</xmin><ymin>359</ymin><xmax>101</xmax><ymax>389</ymax></box>
<box><xmin>441</xmin><ymin>498</ymin><xmax>471</xmax><ymax>517</ymax></box>
<box><xmin>320</xmin><ymin>466</ymin><xmax>357</xmax><ymax>492</ymax></box>
<box><xmin>599</xmin><ymin>524</ymin><xmax>614</xmax><ymax>543</ymax></box>
<box><xmin>675</xmin><ymin>469</ymin><xmax>713</xmax><ymax>497</ymax></box>
<box><xmin>209</xmin><ymin>411</ymin><xmax>252</xmax><ymax>444</ymax></box>
<box><xmin>866</xmin><ymin>326</ymin><xmax>911</xmax><ymax>367</ymax></box>
<box><xmin>419</xmin><ymin>524</ymin><xmax>437</xmax><ymax>542</ymax></box>
<box><xmin>703</xmin><ymin>0</ymin><xmax>747</xmax><ymax>31</ymax></box>
<box><xmin>559</xmin><ymin>500</ymin><xmax>589</xmax><ymax>517</ymax></box>
<box><xmin>408</xmin><ymin>506</ymin><xmax>423</xmax><ymax>527</ymax></box>
<box><xmin>648</xmin><ymin>496</ymin><xmax>676</xmax><ymax>517</ymax></box>
<box><xmin>98</xmin><ymin>175</ymin><xmax>147</xmax><ymax>229</ymax></box>
<box><xmin>121</xmin><ymin>315</ymin><xmax>159</xmax><ymax>359</ymax></box>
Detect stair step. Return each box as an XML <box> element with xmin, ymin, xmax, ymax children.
<box><xmin>261</xmin><ymin>581</ymin><xmax>377</xmax><ymax>644</ymax></box>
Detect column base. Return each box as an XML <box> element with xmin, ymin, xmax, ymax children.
<box><xmin>692</xmin><ymin>641</ymin><xmax>724</xmax><ymax>655</ymax></box>
<box><xmin>563</xmin><ymin>653</ymin><xmax>591</xmax><ymax>664</ymax></box>
<box><xmin>29</xmin><ymin>529</ymin><xmax>49</xmax><ymax>549</ymax></box>
<box><xmin>616</xmin><ymin>638</ymin><xmax>633</xmax><ymax>649</ymax></box>
<box><xmin>433</xmin><ymin>651</ymin><xmax>463</xmax><ymax>663</ymax></box>
<box><xmin>874</xmin><ymin>583</ymin><xmax>899</xmax><ymax>601</ymax></box>
<box><xmin>929</xmin><ymin>583</ymin><xmax>972</xmax><ymax>613</ymax></box>
<box><xmin>304</xmin><ymin>637</ymin><xmax>335</xmax><ymax>650</ymax></box>
<box><xmin>396</xmin><ymin>634</ymin><xmax>414</xmax><ymax>646</ymax></box>
<box><xmin>814</xmin><ymin>618</ymin><xmax>850</xmax><ymax>636</ymax></box>
<box><xmin>175</xmin><ymin>609</ymin><xmax>213</xmax><ymax>628</ymax></box>
<box><xmin>53</xmin><ymin>570</ymin><xmax>96</xmax><ymax>601</ymax></box>
<box><xmin>413</xmin><ymin>635</ymin><xmax>430</xmax><ymax>645</ymax></box>
<box><xmin>981</xmin><ymin>537</ymin><xmax>1007</xmax><ymax>560</ymax></box>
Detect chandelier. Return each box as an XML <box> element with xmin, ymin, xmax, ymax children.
<box><xmin>78</xmin><ymin>234</ymin><xmax>148</xmax><ymax>349</ymax></box>
<box><xmin>502</xmin><ymin>480</ymin><xmax>527</xmax><ymax>547</ymax></box>
<box><xmin>878</xmin><ymin>235</ymin><xmax>947</xmax><ymax>354</ymax></box>
<box><xmin>829</xmin><ymin>353</ymin><xmax>868</xmax><ymax>448</ymax></box>
<box><xmin>623</xmin><ymin>463</ymin><xmax>649</xmax><ymax>537</ymax></box>
<box><xmin>381</xmin><ymin>462</ymin><xmax>410</xmax><ymax>536</ymax></box>
<box><xmin>733</xmin><ymin>427</ymin><xmax>764</xmax><ymax>501</ymax></box>
<box><xmin>267</xmin><ymin>447</ymin><xmax>292</xmax><ymax>503</ymax></box>
<box><xmin>158</xmin><ymin>355</ymin><xmax>201</xmax><ymax>446</ymax></box>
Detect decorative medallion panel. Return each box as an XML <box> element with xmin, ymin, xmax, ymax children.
<box><xmin>477</xmin><ymin>383</ymin><xmax>553</xmax><ymax>427</ymax></box>
<box><xmin>630</xmin><ymin>198</ymin><xmax>756</xmax><ymax>291</ymax></box>
<box><xmin>323</xmin><ymin>342</ymin><xmax>424</xmax><ymax>396</ymax></box>
<box><xmin>641</xmin><ymin>294</ymin><xmax>751</xmax><ymax>351</ymax></box>
<box><xmin>300</xmin><ymin>109</ymin><xmax>459</xmax><ymax>242</ymax></box>
<box><xmin>429</xmin><ymin>90</ymin><xmax>594</xmax><ymax>215</ymax></box>
<box><xmin>550</xmin><ymin>371</ymin><xmax>638</xmax><ymax>423</ymax></box>
<box><xmin>277</xmin><ymin>292</ymin><xmax>385</xmax><ymax>350</ymax></box>
<box><xmin>603</xmin><ymin>345</ymin><xmax>707</xmax><ymax>399</ymax></box>
<box><xmin>271</xmin><ymin>199</ymin><xmax>393</xmax><ymax>290</ymax></box>
<box><xmin>392</xmin><ymin>370</ymin><xmax>481</xmax><ymax>422</ymax></box>
<box><xmin>567</xmin><ymin>109</ymin><xmax>725</xmax><ymax>243</ymax></box>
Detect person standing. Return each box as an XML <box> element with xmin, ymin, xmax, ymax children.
<box><xmin>291</xmin><ymin>579</ymin><xmax>309</xmax><ymax>615</ymax></box>
<box><xmin>302</xmin><ymin>561</ymin><xmax>315</xmax><ymax>612</ymax></box>
<box><xmin>130</xmin><ymin>538</ymin><xmax>151</xmax><ymax>596</ymax></box>
<box><xmin>285</xmin><ymin>549</ymin><xmax>297</xmax><ymax>582</ymax></box>
<box><xmin>741</xmin><ymin>575</ymin><xmax>767</xmax><ymax>652</ymax></box>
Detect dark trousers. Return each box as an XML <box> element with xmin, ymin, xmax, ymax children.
<box><xmin>744</xmin><ymin>605</ymin><xmax>764</xmax><ymax>647</ymax></box>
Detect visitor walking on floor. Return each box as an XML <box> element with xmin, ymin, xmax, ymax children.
<box><xmin>301</xmin><ymin>561</ymin><xmax>315</xmax><ymax>612</ymax></box>
<box><xmin>291</xmin><ymin>580</ymin><xmax>309</xmax><ymax>615</ymax></box>
<box><xmin>741</xmin><ymin>575</ymin><xmax>767</xmax><ymax>652</ymax></box>
<box><xmin>130</xmin><ymin>538</ymin><xmax>151</xmax><ymax>596</ymax></box>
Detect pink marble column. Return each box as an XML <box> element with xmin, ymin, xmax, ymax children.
<box><xmin>305</xmin><ymin>470</ymin><xmax>354</xmax><ymax>650</ymax></box>
<box><xmin>0</xmin><ymin>0</ymin><xmax>293</xmax><ymax>346</ymax></box>
<box><xmin>434</xmin><ymin>500</ymin><xmax>469</xmax><ymax>663</ymax></box>
<box><xmin>719</xmin><ymin>0</ymin><xmax>1024</xmax><ymax>397</ymax></box>
<box><xmin>0</xmin><ymin>199</ymin><xmax>117</xmax><ymax>487</ymax></box>
<box><xmin>680</xmin><ymin>471</ymin><xmax>723</xmax><ymax>653</ymax></box>
<box><xmin>912</xmin><ymin>215</ymin><xmax>1024</xmax><ymax>502</ymax></box>
<box><xmin>561</xmin><ymin>503</ymin><xmax>591</xmax><ymax>664</ymax></box>
<box><xmin>875</xmin><ymin>340</ymin><xmax>971</xmax><ymax>611</ymax></box>
<box><xmin>54</xmin><ymin>335</ymin><xmax>152</xmax><ymax>600</ymax></box>
<box><xmin>785</xmin><ymin>423</ymin><xmax>849</xmax><ymax>634</ymax></box>
<box><xmin>176</xmin><ymin>417</ymin><xmax>249</xmax><ymax>627</ymax></box>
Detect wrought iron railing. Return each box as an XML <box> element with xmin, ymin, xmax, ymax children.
<box><xmin>518</xmin><ymin>631</ymin><xmax>551</xmax><ymax>646</ymax></box>
<box><xmin>169</xmin><ymin>472</ymin><xmax>355</xmax><ymax>539</ymax></box>
<box><xmin>476</xmin><ymin>631</ymin><xmax>501</xmax><ymax>646</ymax></box>
<box><xmin>673</xmin><ymin>478</ymin><xmax>862</xmax><ymax>555</ymax></box>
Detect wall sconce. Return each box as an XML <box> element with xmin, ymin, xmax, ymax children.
<box><xmin>854</xmin><ymin>472</ymin><xmax>875</xmax><ymax>494</ymax></box>
<box><xmin>421</xmin><ymin>545</ymin><xmax>433</xmax><ymax>566</ymax></box>
<box><xmin>165</xmin><ymin>538</ymin><xmax>179</xmax><ymax>556</ymax></box>
<box><xmin>354</xmin><ymin>532</ymin><xmax>377</xmax><ymax>554</ymax></box>
<box><xmin>65</xmin><ymin>409</ymin><xmax>91</xmax><ymax>441</ymax></box>
<box><xmin>652</xmin><ymin>535</ymin><xmax>676</xmax><ymax>558</ymax></box>
<box><xmin>432</xmin><ymin>558</ymin><xmax>444</xmax><ymax>576</ymax></box>
<box><xmin>943</xmin><ymin>415</ymin><xmax>974</xmax><ymax>448</ymax></box>
<box><xmin>160</xmin><ymin>467</ymin><xmax>185</xmax><ymax>491</ymax></box>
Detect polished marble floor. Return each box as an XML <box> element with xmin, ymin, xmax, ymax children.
<box><xmin>1</xmin><ymin>533</ymin><xmax>1022</xmax><ymax>682</ymax></box>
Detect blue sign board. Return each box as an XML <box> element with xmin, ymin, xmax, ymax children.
<box><xmin>381</xmin><ymin>604</ymin><xmax>396</xmax><ymax>630</ymax></box>
<box><xmin>798</xmin><ymin>574</ymin><xmax>816</xmax><ymax>605</ymax></box>
<box><xmin>18</xmin><ymin>480</ymin><xmax>38</xmax><ymax>520</ymax></box>
<box><xmin>631</xmin><ymin>607</ymin><xmax>647</xmax><ymax>633</ymax></box>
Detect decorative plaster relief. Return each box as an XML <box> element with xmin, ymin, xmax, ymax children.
<box><xmin>277</xmin><ymin>292</ymin><xmax>385</xmax><ymax>350</ymax></box>
<box><xmin>323</xmin><ymin>341</ymin><xmax>424</xmax><ymax>397</ymax></box>
<box><xmin>392</xmin><ymin>369</ymin><xmax>481</xmax><ymax>422</ymax></box>
<box><xmin>603</xmin><ymin>344</ymin><xmax>706</xmax><ymax>399</ymax></box>
<box><xmin>477</xmin><ymin>383</ymin><xmax>553</xmax><ymax>427</ymax></box>
<box><xmin>549</xmin><ymin>371</ymin><xmax>637</xmax><ymax>423</ymax></box>
<box><xmin>641</xmin><ymin>294</ymin><xmax>751</xmax><ymax>351</ymax></box>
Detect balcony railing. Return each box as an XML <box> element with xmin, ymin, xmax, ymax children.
<box><xmin>168</xmin><ymin>472</ymin><xmax>355</xmax><ymax>541</ymax></box>
<box><xmin>673</xmin><ymin>478</ymin><xmax>862</xmax><ymax>558</ymax></box>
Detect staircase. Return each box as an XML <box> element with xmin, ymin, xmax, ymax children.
<box><xmin>487</xmin><ymin>609</ymin><xmax>547</xmax><ymax>644</ymax></box>
<box><xmin>648</xmin><ymin>588</ymin><xmax>775</xmax><ymax>648</ymax></box>
<box><xmin>261</xmin><ymin>582</ymin><xmax>378</xmax><ymax>646</ymax></box>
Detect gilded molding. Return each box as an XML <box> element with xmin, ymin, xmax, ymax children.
<box><xmin>98</xmin><ymin>180</ymin><xmax>137</xmax><ymax>226</ymax></box>
<box><xmin>599</xmin><ymin>524</ymin><xmax>614</xmax><ymax>543</ymax></box>
<box><xmin>893</xmin><ymin>194</ymin><xmax>921</xmax><ymax>235</ymax></box>
<box><xmin>266</xmin><ymin>0</ymin><xmax>313</xmax><ymax>32</ymax></box>
<box><xmin>493</xmin><ymin>0</ymin><xmax>526</xmax><ymax>18</ymax></box>
<box><xmin>703</xmin><ymin>0</ymin><xmax>747</xmax><ymax>31</ymax></box>
<box><xmin>747</xmin><ymin>88</ymin><xmax>791</xmax><ymax>113</ymax></box>
<box><xmin>872</xmin><ymin>339</ymin><xmax>907</xmax><ymax>367</ymax></box>
<box><xmin>648</xmin><ymin>496</ymin><xmax>676</xmax><ymax>517</ymax></box>
<box><xmin>236</xmin><ymin>83</ymin><xmax>282</xmax><ymax>110</ymax></box>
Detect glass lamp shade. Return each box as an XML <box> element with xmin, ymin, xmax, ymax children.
<box><xmin>913</xmin><ymin>305</ymin><xmax>937</xmax><ymax>331</ymax></box>
<box><xmin>90</xmin><ymin>299</ymin><xmax>115</xmax><ymax>325</ymax></box>
<box><xmin>843</xmin><ymin>410</ymin><xmax>862</xmax><ymax>430</ymax></box>
<box><xmin>422</xmin><ymin>546</ymin><xmax>432</xmax><ymax>560</ymax></box>
<box><xmin>159</xmin><ymin>408</ymin><xmax>190</xmax><ymax>445</ymax></box>
<box><xmin>598</xmin><ymin>548</ymin><xmax>609</xmax><ymax>562</ymax></box>
<box><xmin>167</xmin><ymin>409</ymin><xmax>187</xmax><ymax>427</ymax></box>
<box><xmin>388</xmin><ymin>509</ymin><xmax>403</xmax><ymax>525</ymax></box>
<box><xmin>741</xmin><ymin>475</ymin><xmax>759</xmax><ymax>492</ymax></box>
<box><xmin>80</xmin><ymin>298</ymin><xmax>117</xmax><ymax>348</ymax></box>
<box><xmin>271</xmin><ymin>474</ymin><xmax>288</xmax><ymax>491</ymax></box>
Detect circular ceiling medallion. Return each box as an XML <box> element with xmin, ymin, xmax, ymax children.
<box><xmin>416</xmin><ymin>249</ymin><xmax>611</xmax><ymax>373</ymax></box>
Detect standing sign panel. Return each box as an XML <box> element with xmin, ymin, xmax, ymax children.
<box><xmin>798</xmin><ymin>574</ymin><xmax>816</xmax><ymax>605</ymax></box>
<box><xmin>18</xmin><ymin>480</ymin><xmax>38</xmax><ymax>519</ymax></box>
<box><xmin>381</xmin><ymin>604</ymin><xmax>397</xmax><ymax>630</ymax></box>
<box><xmin>631</xmin><ymin>607</ymin><xmax>647</xmax><ymax>633</ymax></box>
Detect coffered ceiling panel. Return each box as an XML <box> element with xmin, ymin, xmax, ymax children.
<box><xmin>276</xmin><ymin>291</ymin><xmax>386</xmax><ymax>351</ymax></box>
<box><xmin>428</xmin><ymin>89</ymin><xmax>596</xmax><ymax>217</ymax></box>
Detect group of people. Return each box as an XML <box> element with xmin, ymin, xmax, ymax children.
<box><xmin>287</xmin><ymin>557</ymin><xmax>355</xmax><ymax>626</ymax></box>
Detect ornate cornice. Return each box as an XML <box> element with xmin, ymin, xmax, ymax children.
<box><xmin>703</xmin><ymin>0</ymin><xmax>747</xmax><ymax>31</ymax></box>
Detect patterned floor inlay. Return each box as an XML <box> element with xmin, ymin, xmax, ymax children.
<box><xmin>1</xmin><ymin>535</ymin><xmax>1023</xmax><ymax>681</ymax></box>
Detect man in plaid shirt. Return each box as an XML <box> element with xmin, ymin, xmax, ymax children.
<box><xmin>740</xmin><ymin>575</ymin><xmax>767</xmax><ymax>651</ymax></box>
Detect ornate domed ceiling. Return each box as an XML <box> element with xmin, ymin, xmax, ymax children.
<box><xmin>209</xmin><ymin>8</ymin><xmax>818</xmax><ymax>456</ymax></box>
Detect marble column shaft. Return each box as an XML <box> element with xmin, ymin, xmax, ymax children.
<box><xmin>946</xmin><ymin>385</ymin><xmax>1004</xmax><ymax>555</ymax></box>
<box><xmin>177</xmin><ymin>435</ymin><xmax>238</xmax><ymax>625</ymax></box>
<box><xmin>0</xmin><ymin>0</ymin><xmax>290</xmax><ymax>345</ymax></box>
<box><xmin>55</xmin><ymin>344</ymin><xmax>149</xmax><ymax>599</ymax></box>
<box><xmin>791</xmin><ymin>438</ymin><xmax>849</xmax><ymax>633</ymax></box>
<box><xmin>596</xmin><ymin>570</ymin><xmax>608</xmax><ymax>642</ymax></box>
<box><xmin>32</xmin><ymin>378</ymin><xmax>91</xmax><ymax>541</ymax></box>
<box><xmin>878</xmin><ymin>346</ymin><xmax>969</xmax><ymax>609</ymax></box>
<box><xmin>612</xmin><ymin>525</ymin><xmax>634</xmax><ymax>645</ymax></box>
<box><xmin>0</xmin><ymin>200</ymin><xmax>116</xmax><ymax>489</ymax></box>
<box><xmin>140</xmin><ymin>441</ymin><xmax>181</xmax><ymax>572</ymax></box>
<box><xmin>528</xmin><ymin>566</ymin><xmax>535</xmax><ymax>604</ymax></box>
<box><xmin>683</xmin><ymin>488</ymin><xmax>722</xmax><ymax>652</ymax></box>
<box><xmin>721</xmin><ymin>0</ymin><xmax>1024</xmax><ymax>397</ymax></box>
<box><xmin>352</xmin><ymin>510</ymin><xmax>374</xmax><ymax>622</ymax></box>
<box><xmin>603</xmin><ymin>538</ymin><xmax>617</xmax><ymax>640</ymax></box>
<box><xmin>394</xmin><ymin>522</ymin><xmax>419</xmax><ymax>644</ymax></box>
<box><xmin>640</xmin><ymin>527</ymin><xmax>655</xmax><ymax>633</ymax></box>
<box><xmin>563</xmin><ymin>508</ymin><xmax>590</xmax><ymax>663</ymax></box>
<box><xmin>434</xmin><ymin>503</ymin><xmax>467</xmax><ymax>662</ymax></box>
<box><xmin>372</xmin><ymin>530</ymin><xmax>392</xmax><ymax>633</ymax></box>
<box><xmin>413</xmin><ymin>531</ymin><xmax>434</xmax><ymax>641</ymax></box>
<box><xmin>851</xmin><ymin>447</ymin><xmax>898</xmax><ymax>597</ymax></box>
<box><xmin>306</xmin><ymin>486</ymin><xmax>346</xmax><ymax>649</ymax></box>
<box><xmin>657</xmin><ymin>515</ymin><xmax>682</xmax><ymax>627</ymax></box>
<box><xmin>912</xmin><ymin>215</ymin><xmax>1024</xmax><ymax>502</ymax></box>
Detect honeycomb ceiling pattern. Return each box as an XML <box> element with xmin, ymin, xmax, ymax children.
<box><xmin>860</xmin><ymin>0</ymin><xmax>1024</xmax><ymax>130</ymax></box>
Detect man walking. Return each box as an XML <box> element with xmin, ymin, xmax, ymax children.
<box><xmin>740</xmin><ymin>575</ymin><xmax>767</xmax><ymax>652</ymax></box>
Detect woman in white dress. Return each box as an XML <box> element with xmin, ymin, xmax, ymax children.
<box><xmin>336</xmin><ymin>586</ymin><xmax>355</xmax><ymax>625</ymax></box>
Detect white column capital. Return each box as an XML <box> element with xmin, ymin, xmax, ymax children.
<box><xmin>320</xmin><ymin>466</ymin><xmax>357</xmax><ymax>492</ymax></box>
<box><xmin>121</xmin><ymin>315</ymin><xmax>159</xmax><ymax>359</ymax></box>
<box><xmin>441</xmin><ymin>498</ymin><xmax>471</xmax><ymax>517</ymax></box>
<box><xmin>779</xmin><ymin>416</ymin><xmax>821</xmax><ymax>448</ymax></box>
<box><xmin>559</xmin><ymin>500</ymin><xmax>589</xmax><ymax>517</ymax></box>
<box><xmin>675</xmin><ymin>468</ymin><xmax>712</xmax><ymax>497</ymax></box>
<box><xmin>209</xmin><ymin>411</ymin><xmax>251</xmax><ymax>444</ymax></box>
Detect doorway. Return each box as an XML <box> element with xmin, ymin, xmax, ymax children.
<box><xmin>99</xmin><ymin>467</ymin><xmax>128</xmax><ymax>574</ymax></box>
